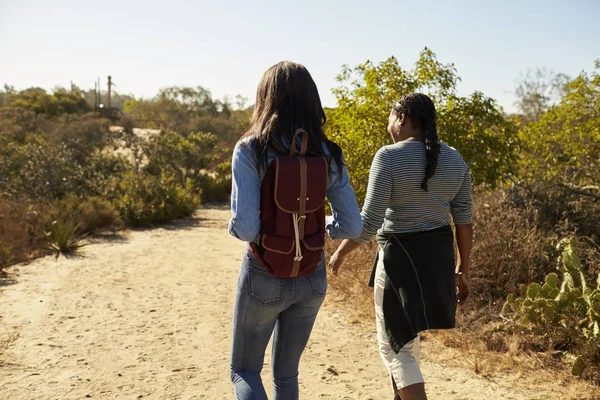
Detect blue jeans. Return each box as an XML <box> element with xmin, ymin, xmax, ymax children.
<box><xmin>230</xmin><ymin>251</ymin><xmax>327</xmax><ymax>400</ymax></box>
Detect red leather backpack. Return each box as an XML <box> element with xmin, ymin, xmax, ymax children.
<box><xmin>249</xmin><ymin>129</ymin><xmax>328</xmax><ymax>278</ymax></box>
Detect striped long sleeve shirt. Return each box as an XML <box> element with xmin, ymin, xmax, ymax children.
<box><xmin>355</xmin><ymin>141</ymin><xmax>472</xmax><ymax>244</ymax></box>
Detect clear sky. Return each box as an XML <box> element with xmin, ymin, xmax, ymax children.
<box><xmin>0</xmin><ymin>0</ymin><xmax>598</xmax><ymax>112</ymax></box>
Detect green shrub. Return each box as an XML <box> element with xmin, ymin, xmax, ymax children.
<box><xmin>0</xmin><ymin>107</ymin><xmax>40</xmax><ymax>143</ymax></box>
<box><xmin>113</xmin><ymin>171</ymin><xmax>200</xmax><ymax>227</ymax></box>
<box><xmin>0</xmin><ymin>142</ymin><xmax>86</xmax><ymax>200</ymax></box>
<box><xmin>199</xmin><ymin>177</ymin><xmax>231</xmax><ymax>203</ymax></box>
<box><xmin>502</xmin><ymin>237</ymin><xmax>600</xmax><ymax>378</ymax></box>
<box><xmin>80</xmin><ymin>152</ymin><xmax>131</xmax><ymax>198</ymax></box>
<box><xmin>49</xmin><ymin>113</ymin><xmax>112</xmax><ymax>160</ymax></box>
<box><xmin>143</xmin><ymin>130</ymin><xmax>217</xmax><ymax>181</ymax></box>
<box><xmin>195</xmin><ymin>161</ymin><xmax>231</xmax><ymax>203</ymax></box>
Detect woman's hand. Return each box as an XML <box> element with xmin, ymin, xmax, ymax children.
<box><xmin>456</xmin><ymin>271</ymin><xmax>470</xmax><ymax>307</ymax></box>
<box><xmin>328</xmin><ymin>251</ymin><xmax>347</xmax><ymax>276</ymax></box>
<box><xmin>328</xmin><ymin>239</ymin><xmax>361</xmax><ymax>276</ymax></box>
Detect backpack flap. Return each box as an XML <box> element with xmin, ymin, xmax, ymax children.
<box><xmin>274</xmin><ymin>156</ymin><xmax>327</xmax><ymax>214</ymax></box>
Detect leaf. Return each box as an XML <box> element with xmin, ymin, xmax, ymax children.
<box><xmin>545</xmin><ymin>273</ymin><xmax>559</xmax><ymax>288</ymax></box>
<box><xmin>572</xmin><ymin>356</ymin><xmax>585</xmax><ymax>377</ymax></box>
<box><xmin>527</xmin><ymin>283</ymin><xmax>542</xmax><ymax>298</ymax></box>
<box><xmin>520</xmin><ymin>284</ymin><xmax>528</xmax><ymax>296</ymax></box>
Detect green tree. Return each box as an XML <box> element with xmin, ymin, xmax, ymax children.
<box><xmin>326</xmin><ymin>48</ymin><xmax>518</xmax><ymax>204</ymax></box>
<box><xmin>0</xmin><ymin>107</ymin><xmax>39</xmax><ymax>143</ymax></box>
<box><xmin>518</xmin><ymin>61</ymin><xmax>600</xmax><ymax>188</ymax></box>
<box><xmin>6</xmin><ymin>87</ymin><xmax>91</xmax><ymax>116</ymax></box>
<box><xmin>123</xmin><ymin>86</ymin><xmax>248</xmax><ymax>140</ymax></box>
<box><xmin>514</xmin><ymin>67</ymin><xmax>570</xmax><ymax>123</ymax></box>
<box><xmin>0</xmin><ymin>84</ymin><xmax>16</xmax><ymax>107</ymax></box>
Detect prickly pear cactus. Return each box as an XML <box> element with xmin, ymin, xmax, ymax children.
<box><xmin>502</xmin><ymin>237</ymin><xmax>600</xmax><ymax>377</ymax></box>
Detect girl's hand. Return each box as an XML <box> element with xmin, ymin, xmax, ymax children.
<box><xmin>456</xmin><ymin>271</ymin><xmax>470</xmax><ymax>307</ymax></box>
<box><xmin>328</xmin><ymin>251</ymin><xmax>346</xmax><ymax>276</ymax></box>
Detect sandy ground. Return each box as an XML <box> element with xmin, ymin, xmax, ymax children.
<box><xmin>0</xmin><ymin>207</ymin><xmax>596</xmax><ymax>399</ymax></box>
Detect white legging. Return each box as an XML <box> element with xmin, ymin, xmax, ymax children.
<box><xmin>374</xmin><ymin>248</ymin><xmax>424</xmax><ymax>393</ymax></box>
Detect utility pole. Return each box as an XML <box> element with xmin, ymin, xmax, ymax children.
<box><xmin>107</xmin><ymin>76</ymin><xmax>112</xmax><ymax>108</ymax></box>
<box><xmin>97</xmin><ymin>77</ymin><xmax>101</xmax><ymax>106</ymax></box>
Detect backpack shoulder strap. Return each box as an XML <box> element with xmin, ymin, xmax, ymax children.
<box><xmin>288</xmin><ymin>128</ymin><xmax>309</xmax><ymax>156</ymax></box>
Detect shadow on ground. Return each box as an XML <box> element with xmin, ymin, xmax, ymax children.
<box><xmin>86</xmin><ymin>232</ymin><xmax>131</xmax><ymax>245</ymax></box>
<box><xmin>0</xmin><ymin>272</ymin><xmax>16</xmax><ymax>288</ymax></box>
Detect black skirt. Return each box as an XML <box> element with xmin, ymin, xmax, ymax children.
<box><xmin>368</xmin><ymin>225</ymin><xmax>457</xmax><ymax>352</ymax></box>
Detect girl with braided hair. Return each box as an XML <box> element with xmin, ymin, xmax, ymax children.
<box><xmin>329</xmin><ymin>93</ymin><xmax>473</xmax><ymax>400</ymax></box>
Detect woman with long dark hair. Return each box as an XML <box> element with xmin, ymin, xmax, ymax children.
<box><xmin>228</xmin><ymin>61</ymin><xmax>363</xmax><ymax>399</ymax></box>
<box><xmin>329</xmin><ymin>93</ymin><xmax>473</xmax><ymax>400</ymax></box>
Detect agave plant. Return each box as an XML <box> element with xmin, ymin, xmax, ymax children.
<box><xmin>46</xmin><ymin>218</ymin><xmax>87</xmax><ymax>256</ymax></box>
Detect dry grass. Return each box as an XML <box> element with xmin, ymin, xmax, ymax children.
<box><xmin>469</xmin><ymin>188</ymin><xmax>557</xmax><ymax>305</ymax></box>
<box><xmin>326</xmin><ymin>244</ymin><xmax>600</xmax><ymax>398</ymax></box>
<box><xmin>325</xmin><ymin>236</ymin><xmax>376</xmax><ymax>322</ymax></box>
<box><xmin>325</xmin><ymin>188</ymin><xmax>600</xmax><ymax>396</ymax></box>
<box><xmin>427</xmin><ymin>326</ymin><xmax>600</xmax><ymax>399</ymax></box>
<box><xmin>0</xmin><ymin>331</ymin><xmax>19</xmax><ymax>357</ymax></box>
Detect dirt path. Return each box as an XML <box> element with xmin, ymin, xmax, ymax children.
<box><xmin>0</xmin><ymin>207</ymin><xmax>593</xmax><ymax>399</ymax></box>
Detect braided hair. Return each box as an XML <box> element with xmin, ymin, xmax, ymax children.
<box><xmin>392</xmin><ymin>93</ymin><xmax>440</xmax><ymax>191</ymax></box>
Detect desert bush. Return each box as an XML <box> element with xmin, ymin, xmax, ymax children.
<box><xmin>0</xmin><ymin>199</ymin><xmax>47</xmax><ymax>271</ymax></box>
<box><xmin>0</xmin><ymin>138</ymin><xmax>128</xmax><ymax>202</ymax></box>
<box><xmin>46</xmin><ymin>113</ymin><xmax>112</xmax><ymax>160</ymax></box>
<box><xmin>469</xmin><ymin>188</ymin><xmax>557</xmax><ymax>305</ymax></box>
<box><xmin>141</xmin><ymin>131</ymin><xmax>232</xmax><ymax>202</ymax></box>
<box><xmin>508</xmin><ymin>181</ymin><xmax>600</xmax><ymax>243</ymax></box>
<box><xmin>502</xmin><ymin>237</ymin><xmax>600</xmax><ymax>379</ymax></box>
<box><xmin>80</xmin><ymin>152</ymin><xmax>132</xmax><ymax>198</ymax></box>
<box><xmin>0</xmin><ymin>107</ymin><xmax>40</xmax><ymax>143</ymax></box>
<box><xmin>0</xmin><ymin>141</ymin><xmax>86</xmax><ymax>200</ymax></box>
<box><xmin>195</xmin><ymin>161</ymin><xmax>232</xmax><ymax>203</ymax></box>
<box><xmin>77</xmin><ymin>197</ymin><xmax>122</xmax><ymax>233</ymax></box>
<box><xmin>120</xmin><ymin>116</ymin><xmax>135</xmax><ymax>134</ymax></box>
<box><xmin>113</xmin><ymin>171</ymin><xmax>200</xmax><ymax>227</ymax></box>
<box><xmin>143</xmin><ymin>131</ymin><xmax>217</xmax><ymax>181</ymax></box>
<box><xmin>55</xmin><ymin>194</ymin><xmax>122</xmax><ymax>234</ymax></box>
<box><xmin>77</xmin><ymin>197</ymin><xmax>121</xmax><ymax>233</ymax></box>
<box><xmin>190</xmin><ymin>115</ymin><xmax>240</xmax><ymax>142</ymax></box>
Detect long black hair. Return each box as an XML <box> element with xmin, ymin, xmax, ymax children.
<box><xmin>392</xmin><ymin>93</ymin><xmax>440</xmax><ymax>191</ymax></box>
<box><xmin>241</xmin><ymin>61</ymin><xmax>342</xmax><ymax>171</ymax></box>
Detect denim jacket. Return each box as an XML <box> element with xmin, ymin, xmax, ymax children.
<box><xmin>228</xmin><ymin>138</ymin><xmax>363</xmax><ymax>243</ymax></box>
